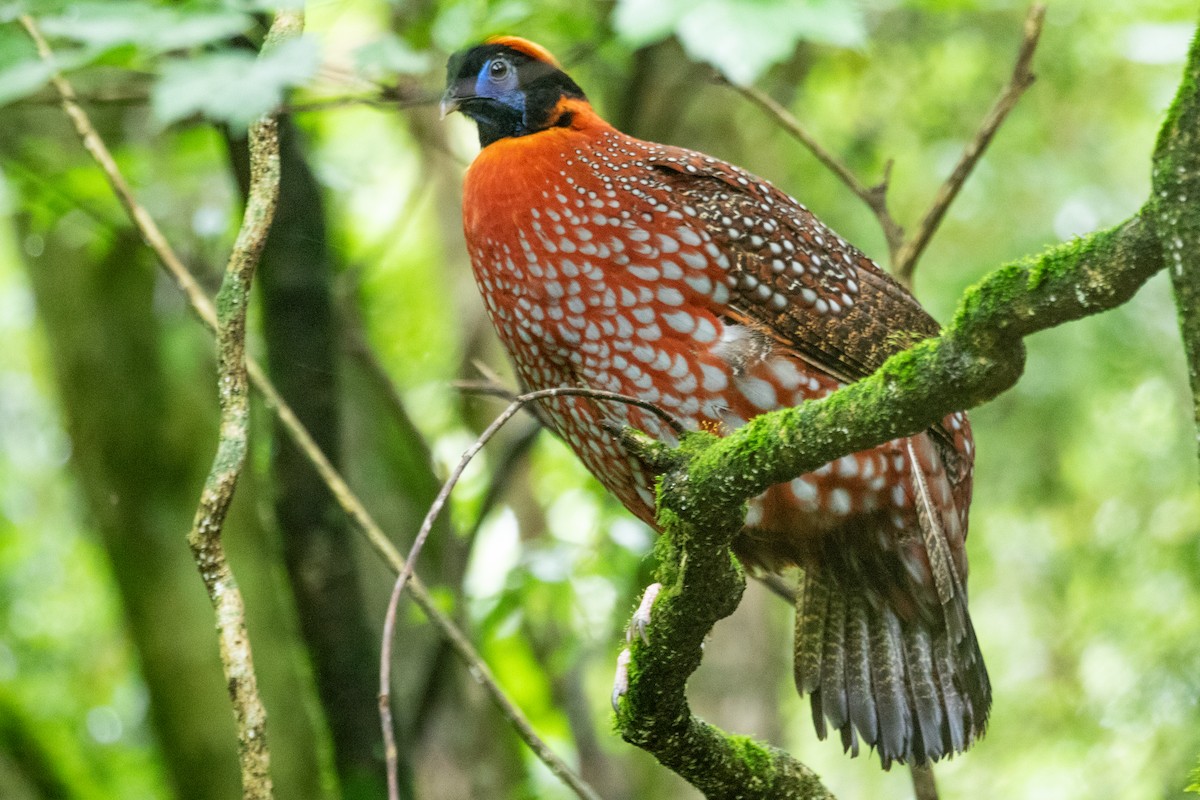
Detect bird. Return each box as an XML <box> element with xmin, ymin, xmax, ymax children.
<box><xmin>441</xmin><ymin>35</ymin><xmax>989</xmax><ymax>768</ymax></box>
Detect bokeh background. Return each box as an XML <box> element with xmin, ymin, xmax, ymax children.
<box><xmin>0</xmin><ymin>1</ymin><xmax>1198</xmax><ymax>798</ymax></box>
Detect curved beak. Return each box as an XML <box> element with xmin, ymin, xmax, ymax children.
<box><xmin>439</xmin><ymin>88</ymin><xmax>460</xmax><ymax>120</ymax></box>
<box><xmin>440</xmin><ymin>78</ymin><xmax>478</xmax><ymax>119</ymax></box>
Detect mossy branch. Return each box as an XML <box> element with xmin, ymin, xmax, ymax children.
<box><xmin>183</xmin><ymin>11</ymin><xmax>303</xmax><ymax>800</ymax></box>
<box><xmin>1151</xmin><ymin>27</ymin><xmax>1200</xmax><ymax>462</ymax></box>
<box><xmin>615</xmin><ymin>16</ymin><xmax>1199</xmax><ymax>800</ymax></box>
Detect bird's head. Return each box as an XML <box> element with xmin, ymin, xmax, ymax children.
<box><xmin>441</xmin><ymin>37</ymin><xmax>589</xmax><ymax>148</ymax></box>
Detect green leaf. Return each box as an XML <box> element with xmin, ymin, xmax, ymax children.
<box><xmin>0</xmin><ymin>28</ymin><xmax>98</xmax><ymax>107</ymax></box>
<box><xmin>0</xmin><ymin>2</ymin><xmax>27</xmax><ymax>24</ymax></box>
<box><xmin>611</xmin><ymin>0</ymin><xmax>865</xmax><ymax>85</ymax></box>
<box><xmin>0</xmin><ymin>58</ymin><xmax>53</xmax><ymax>106</ymax></box>
<box><xmin>38</xmin><ymin>2</ymin><xmax>253</xmax><ymax>55</ymax></box>
<box><xmin>610</xmin><ymin>0</ymin><xmax>692</xmax><ymax>47</ymax></box>
<box><xmin>354</xmin><ymin>34</ymin><xmax>431</xmax><ymax>80</ymax></box>
<box><xmin>151</xmin><ymin>37</ymin><xmax>320</xmax><ymax>132</ymax></box>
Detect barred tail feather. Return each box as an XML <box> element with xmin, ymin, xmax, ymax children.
<box><xmin>794</xmin><ymin>564</ymin><xmax>991</xmax><ymax>768</ymax></box>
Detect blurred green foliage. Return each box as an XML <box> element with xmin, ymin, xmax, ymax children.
<box><xmin>0</xmin><ymin>0</ymin><xmax>1198</xmax><ymax>798</ymax></box>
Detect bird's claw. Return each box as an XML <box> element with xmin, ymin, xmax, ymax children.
<box><xmin>612</xmin><ymin>583</ymin><xmax>662</xmax><ymax>710</ymax></box>
<box><xmin>627</xmin><ymin>582</ymin><xmax>661</xmax><ymax>645</ymax></box>
<box><xmin>611</xmin><ymin>647</ymin><xmax>631</xmax><ymax>711</ymax></box>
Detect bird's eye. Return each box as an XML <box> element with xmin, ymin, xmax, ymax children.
<box><xmin>487</xmin><ymin>58</ymin><xmax>510</xmax><ymax>82</ymax></box>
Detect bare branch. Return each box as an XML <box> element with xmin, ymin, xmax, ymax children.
<box><xmin>727</xmin><ymin>80</ymin><xmax>905</xmax><ymax>259</ymax></box>
<box><xmin>24</xmin><ymin>20</ymin><xmax>603</xmax><ymax>800</ymax></box>
<box><xmin>728</xmin><ymin>5</ymin><xmax>1046</xmax><ymax>287</ymax></box>
<box><xmin>1151</xmin><ymin>17</ymin><xmax>1200</xmax><ymax>464</ymax></box>
<box><xmin>894</xmin><ymin>4</ymin><xmax>1046</xmax><ymax>283</ymax></box>
<box><xmin>380</xmin><ymin>386</ymin><xmax>678</xmax><ymax>800</ymax></box>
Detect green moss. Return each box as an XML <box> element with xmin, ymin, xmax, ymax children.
<box><xmin>727</xmin><ymin>734</ymin><xmax>775</xmax><ymax>776</ymax></box>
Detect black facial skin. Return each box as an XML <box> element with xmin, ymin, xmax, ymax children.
<box><xmin>444</xmin><ymin>43</ymin><xmax>587</xmax><ymax>148</ymax></box>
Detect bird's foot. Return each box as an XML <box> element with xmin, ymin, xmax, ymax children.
<box><xmin>628</xmin><ymin>581</ymin><xmax>660</xmax><ymax>645</ymax></box>
<box><xmin>611</xmin><ymin>582</ymin><xmax>662</xmax><ymax>710</ymax></box>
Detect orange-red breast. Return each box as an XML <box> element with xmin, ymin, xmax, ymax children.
<box><xmin>443</xmin><ymin>36</ymin><xmax>989</xmax><ymax>767</ymax></box>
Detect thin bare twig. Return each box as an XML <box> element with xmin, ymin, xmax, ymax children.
<box><xmin>728</xmin><ymin>80</ymin><xmax>905</xmax><ymax>258</ymax></box>
<box><xmin>380</xmin><ymin>386</ymin><xmax>678</xmax><ymax>800</ymax></box>
<box><xmin>14</xmin><ymin>87</ymin><xmax>435</xmax><ymax>113</ymax></box>
<box><xmin>727</xmin><ymin>4</ymin><xmax>1046</xmax><ymax>287</ymax></box>
<box><xmin>23</xmin><ymin>18</ymin><xmax>603</xmax><ymax>800</ymax></box>
<box><xmin>454</xmin><ymin>378</ymin><xmax>523</xmax><ymax>402</ymax></box>
<box><xmin>893</xmin><ymin>4</ymin><xmax>1046</xmax><ymax>283</ymax></box>
<box><xmin>287</xmin><ymin>91</ymin><xmax>437</xmax><ymax>113</ymax></box>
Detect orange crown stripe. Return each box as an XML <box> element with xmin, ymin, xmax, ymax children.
<box><xmin>485</xmin><ymin>36</ymin><xmax>562</xmax><ymax>69</ymax></box>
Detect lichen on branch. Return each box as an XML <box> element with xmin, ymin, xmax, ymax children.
<box><xmin>615</xmin><ymin>16</ymin><xmax>1199</xmax><ymax>800</ymax></box>
<box><xmin>1150</xmin><ymin>26</ymin><xmax>1200</xmax><ymax>461</ymax></box>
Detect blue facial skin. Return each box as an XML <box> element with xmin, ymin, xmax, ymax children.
<box><xmin>474</xmin><ymin>57</ymin><xmax>526</xmax><ymax>124</ymax></box>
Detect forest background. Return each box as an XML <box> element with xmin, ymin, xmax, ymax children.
<box><xmin>0</xmin><ymin>0</ymin><xmax>1198</xmax><ymax>798</ymax></box>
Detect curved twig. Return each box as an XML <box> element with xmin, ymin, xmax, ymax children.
<box><xmin>893</xmin><ymin>4</ymin><xmax>1046</xmax><ymax>282</ymax></box>
<box><xmin>380</xmin><ymin>386</ymin><xmax>682</xmax><ymax>800</ymax></box>
<box><xmin>727</xmin><ymin>80</ymin><xmax>905</xmax><ymax>258</ymax></box>
<box><xmin>728</xmin><ymin>4</ymin><xmax>1046</xmax><ymax>287</ymax></box>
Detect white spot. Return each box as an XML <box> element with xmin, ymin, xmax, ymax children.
<box><xmin>685</xmin><ymin>274</ymin><xmax>713</xmax><ymax>294</ymax></box>
<box><xmin>736</xmin><ymin>376</ymin><xmax>777</xmax><ymax>411</ymax></box>
<box><xmin>836</xmin><ymin>455</ymin><xmax>859</xmax><ymax>478</ymax></box>
<box><xmin>829</xmin><ymin>488</ymin><xmax>852</xmax><ymax>515</ymax></box>
<box><xmin>767</xmin><ymin>359</ymin><xmax>801</xmax><ymax>390</ymax></box>
<box><xmin>668</xmin><ymin>354</ymin><xmax>690</xmax><ymax>378</ymax></box>
<box><xmin>629</xmin><ymin>265</ymin><xmax>658</xmax><ymax>281</ymax></box>
<box><xmin>657</xmin><ymin>287</ymin><xmax>685</xmax><ymax>306</ymax></box>
<box><xmin>663</xmin><ymin>310</ymin><xmax>697</xmax><ymax>334</ymax></box>
<box><xmin>700</xmin><ymin>363</ymin><xmax>728</xmax><ymax>392</ymax></box>
<box><xmin>791</xmin><ymin>478</ymin><xmax>817</xmax><ymax>505</ymax></box>
<box><xmin>693</xmin><ymin>317</ymin><xmax>718</xmax><ymax>343</ymax></box>
<box><xmin>637</xmin><ymin>323</ymin><xmax>662</xmax><ymax>341</ymax></box>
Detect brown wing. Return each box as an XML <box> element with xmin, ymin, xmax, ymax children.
<box><xmin>645</xmin><ymin>151</ymin><xmax>939</xmax><ymax>385</ymax></box>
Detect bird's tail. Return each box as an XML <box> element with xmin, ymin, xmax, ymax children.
<box><xmin>793</xmin><ymin>562</ymin><xmax>991</xmax><ymax>768</ymax></box>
